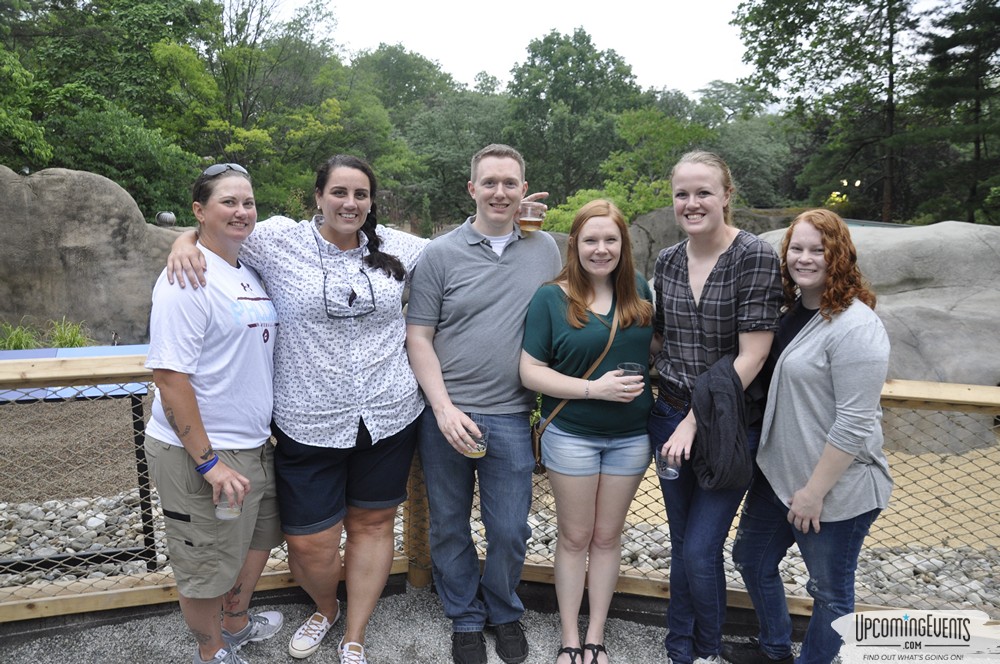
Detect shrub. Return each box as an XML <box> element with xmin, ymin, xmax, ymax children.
<box><xmin>45</xmin><ymin>317</ymin><xmax>94</xmax><ymax>348</ymax></box>
<box><xmin>0</xmin><ymin>318</ymin><xmax>94</xmax><ymax>350</ymax></box>
<box><xmin>0</xmin><ymin>322</ymin><xmax>41</xmax><ymax>350</ymax></box>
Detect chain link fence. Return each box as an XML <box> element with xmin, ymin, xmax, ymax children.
<box><xmin>2</xmin><ymin>356</ymin><xmax>998</xmax><ymax>622</ymax></box>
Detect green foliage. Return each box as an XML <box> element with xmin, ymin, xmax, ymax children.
<box><xmin>910</xmin><ymin>0</ymin><xmax>1000</xmax><ymax>224</ymax></box>
<box><xmin>543</xmin><ymin>181</ymin><xmax>656</xmax><ymax>234</ymax></box>
<box><xmin>506</xmin><ymin>28</ymin><xmax>644</xmax><ymax>203</ymax></box>
<box><xmin>601</xmin><ymin>108</ymin><xmax>711</xmax><ymax>214</ymax></box>
<box><xmin>417</xmin><ymin>194</ymin><xmax>434</xmax><ymax>238</ymax></box>
<box><xmin>405</xmin><ymin>89</ymin><xmax>512</xmax><ymax>222</ymax></box>
<box><xmin>735</xmin><ymin>0</ymin><xmax>921</xmax><ymax>221</ymax></box>
<box><xmin>706</xmin><ymin>115</ymin><xmax>797</xmax><ymax>208</ymax></box>
<box><xmin>150</xmin><ymin>40</ymin><xmax>223</xmax><ymax>146</ymax></box>
<box><xmin>41</xmin><ymin>85</ymin><xmax>201</xmax><ymax>223</ymax></box>
<box><xmin>27</xmin><ymin>0</ymin><xmax>217</xmax><ymax>122</ymax></box>
<box><xmin>6</xmin><ymin>2</ymin><xmax>998</xmax><ymax>230</ymax></box>
<box><xmin>0</xmin><ymin>318</ymin><xmax>93</xmax><ymax>349</ymax></box>
<box><xmin>0</xmin><ymin>45</ymin><xmax>52</xmax><ymax>167</ymax></box>
<box><xmin>351</xmin><ymin>44</ymin><xmax>459</xmax><ymax>131</ymax></box>
<box><xmin>46</xmin><ymin>317</ymin><xmax>94</xmax><ymax>348</ymax></box>
<box><xmin>0</xmin><ymin>322</ymin><xmax>39</xmax><ymax>350</ymax></box>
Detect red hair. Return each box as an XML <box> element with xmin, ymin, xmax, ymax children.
<box><xmin>555</xmin><ymin>199</ymin><xmax>653</xmax><ymax>329</ymax></box>
<box><xmin>779</xmin><ymin>209</ymin><xmax>876</xmax><ymax>320</ymax></box>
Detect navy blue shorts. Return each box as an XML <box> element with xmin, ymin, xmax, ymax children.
<box><xmin>272</xmin><ymin>417</ymin><xmax>417</xmax><ymax>536</ymax></box>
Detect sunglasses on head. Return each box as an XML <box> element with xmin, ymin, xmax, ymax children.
<box><xmin>202</xmin><ymin>163</ymin><xmax>248</xmax><ymax>178</ymax></box>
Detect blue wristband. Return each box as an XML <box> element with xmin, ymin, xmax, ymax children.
<box><xmin>195</xmin><ymin>455</ymin><xmax>219</xmax><ymax>474</ymax></box>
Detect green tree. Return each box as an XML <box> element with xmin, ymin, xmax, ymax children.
<box><xmin>913</xmin><ymin>0</ymin><xmax>1000</xmax><ymax>223</ymax></box>
<box><xmin>600</xmin><ymin>108</ymin><xmax>712</xmax><ymax>213</ymax></box>
<box><xmin>694</xmin><ymin>80</ymin><xmax>773</xmax><ymax>126</ymax></box>
<box><xmin>506</xmin><ymin>28</ymin><xmax>644</xmax><ymax>203</ymax></box>
<box><xmin>0</xmin><ymin>44</ymin><xmax>52</xmax><ymax>167</ymax></box>
<box><xmin>735</xmin><ymin>0</ymin><xmax>920</xmax><ymax>221</ymax></box>
<box><xmin>350</xmin><ymin>44</ymin><xmax>458</xmax><ymax>131</ymax></box>
<box><xmin>706</xmin><ymin>115</ymin><xmax>798</xmax><ymax>208</ymax></box>
<box><xmin>406</xmin><ymin>90</ymin><xmax>512</xmax><ymax>222</ymax></box>
<box><xmin>24</xmin><ymin>0</ymin><xmax>215</xmax><ymax>121</ymax></box>
<box><xmin>41</xmin><ymin>83</ymin><xmax>200</xmax><ymax>223</ymax></box>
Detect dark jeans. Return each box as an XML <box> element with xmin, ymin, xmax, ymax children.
<box><xmin>733</xmin><ymin>475</ymin><xmax>880</xmax><ymax>664</ymax></box>
<box><xmin>417</xmin><ymin>408</ymin><xmax>534</xmax><ymax>631</ymax></box>
<box><xmin>648</xmin><ymin>396</ymin><xmax>759</xmax><ymax>664</ymax></box>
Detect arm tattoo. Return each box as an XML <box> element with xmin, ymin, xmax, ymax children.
<box><xmin>164</xmin><ymin>406</ymin><xmax>191</xmax><ymax>439</ymax></box>
<box><xmin>199</xmin><ymin>446</ymin><xmax>214</xmax><ymax>462</ymax></box>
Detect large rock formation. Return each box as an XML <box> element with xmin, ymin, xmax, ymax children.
<box><xmin>0</xmin><ymin>165</ymin><xmax>180</xmax><ymax>344</ymax></box>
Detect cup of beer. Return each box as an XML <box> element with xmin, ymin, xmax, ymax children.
<box><xmin>518</xmin><ymin>201</ymin><xmax>546</xmax><ymax>233</ymax></box>
<box><xmin>463</xmin><ymin>423</ymin><xmax>488</xmax><ymax>458</ymax></box>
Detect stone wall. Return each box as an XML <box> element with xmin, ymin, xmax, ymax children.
<box><xmin>0</xmin><ymin>165</ymin><xmax>180</xmax><ymax>344</ymax></box>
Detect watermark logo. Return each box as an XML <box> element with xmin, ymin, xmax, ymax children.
<box><xmin>833</xmin><ymin>610</ymin><xmax>1000</xmax><ymax>663</ymax></box>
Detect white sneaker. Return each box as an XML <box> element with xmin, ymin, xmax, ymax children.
<box><xmin>339</xmin><ymin>639</ymin><xmax>368</xmax><ymax>664</ymax></box>
<box><xmin>693</xmin><ymin>657</ymin><xmax>722</xmax><ymax>664</ymax></box>
<box><xmin>288</xmin><ymin>602</ymin><xmax>341</xmax><ymax>659</ymax></box>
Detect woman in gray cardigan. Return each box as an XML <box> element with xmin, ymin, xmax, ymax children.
<box><xmin>723</xmin><ymin>209</ymin><xmax>892</xmax><ymax>664</ymax></box>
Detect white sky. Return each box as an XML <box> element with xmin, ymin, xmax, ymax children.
<box><xmin>291</xmin><ymin>0</ymin><xmax>752</xmax><ymax>98</ymax></box>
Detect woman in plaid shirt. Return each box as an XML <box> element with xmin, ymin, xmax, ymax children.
<box><xmin>648</xmin><ymin>151</ymin><xmax>782</xmax><ymax>664</ymax></box>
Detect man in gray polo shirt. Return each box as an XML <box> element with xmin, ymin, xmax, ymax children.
<box><xmin>406</xmin><ymin>144</ymin><xmax>561</xmax><ymax>664</ymax></box>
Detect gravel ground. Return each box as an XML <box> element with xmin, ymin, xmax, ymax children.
<box><xmin>0</xmin><ymin>583</ymin><xmax>691</xmax><ymax>664</ymax></box>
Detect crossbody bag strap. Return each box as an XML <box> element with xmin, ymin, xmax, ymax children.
<box><xmin>537</xmin><ymin>305</ymin><xmax>620</xmax><ymax>433</ymax></box>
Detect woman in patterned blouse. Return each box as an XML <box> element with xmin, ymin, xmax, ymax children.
<box><xmin>168</xmin><ymin>155</ymin><xmax>428</xmax><ymax>664</ymax></box>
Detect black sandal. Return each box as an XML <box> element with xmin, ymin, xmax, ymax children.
<box><xmin>583</xmin><ymin>642</ymin><xmax>608</xmax><ymax>664</ymax></box>
<box><xmin>557</xmin><ymin>645</ymin><xmax>584</xmax><ymax>663</ymax></box>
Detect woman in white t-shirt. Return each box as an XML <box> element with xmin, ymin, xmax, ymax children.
<box><xmin>145</xmin><ymin>163</ymin><xmax>282</xmax><ymax>664</ymax></box>
<box><xmin>168</xmin><ymin>155</ymin><xmax>428</xmax><ymax>663</ymax></box>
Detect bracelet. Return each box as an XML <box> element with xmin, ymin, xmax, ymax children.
<box><xmin>584</xmin><ymin>381</ymin><xmax>590</xmax><ymax>400</ymax></box>
<box><xmin>195</xmin><ymin>455</ymin><xmax>218</xmax><ymax>474</ymax></box>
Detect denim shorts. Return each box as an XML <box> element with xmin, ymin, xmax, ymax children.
<box><xmin>272</xmin><ymin>417</ymin><xmax>417</xmax><ymax>536</ymax></box>
<box><xmin>541</xmin><ymin>421</ymin><xmax>651</xmax><ymax>476</ymax></box>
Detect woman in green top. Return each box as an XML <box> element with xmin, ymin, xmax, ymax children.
<box><xmin>520</xmin><ymin>199</ymin><xmax>657</xmax><ymax>664</ymax></box>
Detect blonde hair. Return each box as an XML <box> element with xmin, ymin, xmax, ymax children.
<box><xmin>671</xmin><ymin>150</ymin><xmax>735</xmax><ymax>225</ymax></box>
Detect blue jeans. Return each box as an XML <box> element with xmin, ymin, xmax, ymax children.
<box><xmin>418</xmin><ymin>408</ymin><xmax>534</xmax><ymax>632</ymax></box>
<box><xmin>647</xmin><ymin>396</ymin><xmax>758</xmax><ymax>664</ymax></box>
<box><xmin>733</xmin><ymin>475</ymin><xmax>880</xmax><ymax>664</ymax></box>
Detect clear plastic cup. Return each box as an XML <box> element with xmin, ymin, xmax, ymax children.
<box><xmin>463</xmin><ymin>423</ymin><xmax>488</xmax><ymax>458</ymax></box>
<box><xmin>215</xmin><ymin>496</ymin><xmax>242</xmax><ymax>520</ymax></box>
<box><xmin>655</xmin><ymin>446</ymin><xmax>680</xmax><ymax>480</ymax></box>
<box><xmin>518</xmin><ymin>202</ymin><xmax>545</xmax><ymax>232</ymax></box>
<box><xmin>618</xmin><ymin>362</ymin><xmax>644</xmax><ymax>376</ymax></box>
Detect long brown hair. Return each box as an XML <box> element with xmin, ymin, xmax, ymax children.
<box><xmin>555</xmin><ymin>199</ymin><xmax>653</xmax><ymax>329</ymax></box>
<box><xmin>779</xmin><ymin>209</ymin><xmax>876</xmax><ymax>320</ymax></box>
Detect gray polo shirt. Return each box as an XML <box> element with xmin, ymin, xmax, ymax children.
<box><xmin>407</xmin><ymin>217</ymin><xmax>562</xmax><ymax>413</ymax></box>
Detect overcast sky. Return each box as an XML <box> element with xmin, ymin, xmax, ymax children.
<box><xmin>289</xmin><ymin>0</ymin><xmax>752</xmax><ymax>98</ymax></box>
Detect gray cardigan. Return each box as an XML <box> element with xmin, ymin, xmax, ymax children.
<box><xmin>757</xmin><ymin>299</ymin><xmax>893</xmax><ymax>522</ymax></box>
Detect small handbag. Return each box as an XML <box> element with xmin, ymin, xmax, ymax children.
<box><xmin>532</xmin><ymin>306</ymin><xmax>620</xmax><ymax>475</ymax></box>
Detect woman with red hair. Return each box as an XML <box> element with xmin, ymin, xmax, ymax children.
<box><xmin>520</xmin><ymin>199</ymin><xmax>655</xmax><ymax>664</ymax></box>
<box><xmin>724</xmin><ymin>209</ymin><xmax>893</xmax><ymax>664</ymax></box>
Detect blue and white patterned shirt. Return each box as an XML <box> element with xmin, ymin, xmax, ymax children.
<box><xmin>241</xmin><ymin>216</ymin><xmax>428</xmax><ymax>448</ymax></box>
